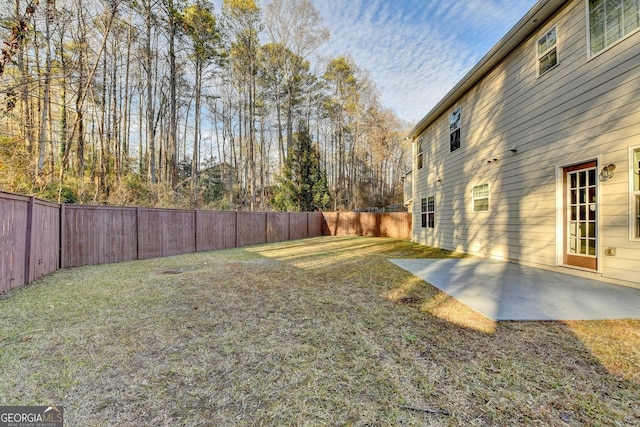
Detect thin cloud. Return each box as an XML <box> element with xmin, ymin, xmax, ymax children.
<box><xmin>309</xmin><ymin>0</ymin><xmax>537</xmax><ymax>122</ymax></box>
<box><xmin>245</xmin><ymin>0</ymin><xmax>537</xmax><ymax>122</ymax></box>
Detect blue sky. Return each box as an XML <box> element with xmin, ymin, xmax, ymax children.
<box><xmin>306</xmin><ymin>0</ymin><xmax>539</xmax><ymax>123</ymax></box>
<box><xmin>216</xmin><ymin>0</ymin><xmax>541</xmax><ymax>123</ymax></box>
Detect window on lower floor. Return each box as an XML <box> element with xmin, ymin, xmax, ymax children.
<box><xmin>421</xmin><ymin>196</ymin><xmax>435</xmax><ymax>228</ymax></box>
<box><xmin>588</xmin><ymin>0</ymin><xmax>640</xmax><ymax>57</ymax></box>
<box><xmin>632</xmin><ymin>147</ymin><xmax>640</xmax><ymax>239</ymax></box>
<box><xmin>473</xmin><ymin>183</ymin><xmax>489</xmax><ymax>212</ymax></box>
<box><xmin>427</xmin><ymin>196</ymin><xmax>435</xmax><ymax>228</ymax></box>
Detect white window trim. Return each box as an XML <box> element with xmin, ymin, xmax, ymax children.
<box><xmin>427</xmin><ymin>196</ymin><xmax>435</xmax><ymax>229</ymax></box>
<box><xmin>417</xmin><ymin>137</ymin><xmax>424</xmax><ymax>170</ymax></box>
<box><xmin>420</xmin><ymin>197</ymin><xmax>427</xmax><ymax>228</ymax></box>
<box><xmin>536</xmin><ymin>24</ymin><xmax>559</xmax><ymax>77</ymax></box>
<box><xmin>449</xmin><ymin>106</ymin><xmax>461</xmax><ymax>152</ymax></box>
<box><xmin>472</xmin><ymin>183</ymin><xmax>490</xmax><ymax>212</ymax></box>
<box><xmin>630</xmin><ymin>146</ymin><xmax>640</xmax><ymax>241</ymax></box>
<box><xmin>586</xmin><ymin>0</ymin><xmax>640</xmax><ymax>60</ymax></box>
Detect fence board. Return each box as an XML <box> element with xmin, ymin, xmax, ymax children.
<box><xmin>237</xmin><ymin>212</ymin><xmax>267</xmax><ymax>247</ymax></box>
<box><xmin>322</xmin><ymin>212</ymin><xmax>411</xmax><ymax>238</ymax></box>
<box><xmin>308</xmin><ymin>212</ymin><xmax>323</xmax><ymax>237</ymax></box>
<box><xmin>138</xmin><ymin>208</ymin><xmax>196</xmax><ymax>259</ymax></box>
<box><xmin>0</xmin><ymin>193</ymin><xmax>29</xmax><ymax>291</ymax></box>
<box><xmin>267</xmin><ymin>212</ymin><xmax>290</xmax><ymax>243</ymax></box>
<box><xmin>359</xmin><ymin>213</ymin><xmax>379</xmax><ymax>237</ymax></box>
<box><xmin>63</xmin><ymin>206</ymin><xmax>137</xmax><ymax>267</ymax></box>
<box><xmin>322</xmin><ymin>212</ymin><xmax>358</xmax><ymax>236</ymax></box>
<box><xmin>380</xmin><ymin>213</ymin><xmax>412</xmax><ymax>238</ymax></box>
<box><xmin>29</xmin><ymin>200</ymin><xmax>60</xmax><ymax>282</ymax></box>
<box><xmin>196</xmin><ymin>211</ymin><xmax>237</xmax><ymax>251</ymax></box>
<box><xmin>289</xmin><ymin>213</ymin><xmax>308</xmax><ymax>240</ymax></box>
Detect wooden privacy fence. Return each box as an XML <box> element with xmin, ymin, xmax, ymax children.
<box><xmin>322</xmin><ymin>211</ymin><xmax>412</xmax><ymax>238</ymax></box>
<box><xmin>1</xmin><ymin>190</ymin><xmax>411</xmax><ymax>292</ymax></box>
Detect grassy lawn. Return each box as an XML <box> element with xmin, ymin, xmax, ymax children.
<box><xmin>1</xmin><ymin>236</ymin><xmax>639</xmax><ymax>426</ymax></box>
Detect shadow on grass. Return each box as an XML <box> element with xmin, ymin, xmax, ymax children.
<box><xmin>0</xmin><ymin>236</ymin><xmax>638</xmax><ymax>426</ymax></box>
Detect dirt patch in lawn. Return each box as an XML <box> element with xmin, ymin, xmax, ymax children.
<box><xmin>1</xmin><ymin>236</ymin><xmax>638</xmax><ymax>426</ymax></box>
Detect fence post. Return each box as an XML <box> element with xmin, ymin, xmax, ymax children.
<box><xmin>136</xmin><ymin>207</ymin><xmax>141</xmax><ymax>260</ymax></box>
<box><xmin>59</xmin><ymin>203</ymin><xmax>65</xmax><ymax>269</ymax></box>
<box><xmin>194</xmin><ymin>209</ymin><xmax>199</xmax><ymax>253</ymax></box>
<box><xmin>23</xmin><ymin>196</ymin><xmax>34</xmax><ymax>284</ymax></box>
<box><xmin>235</xmin><ymin>211</ymin><xmax>238</xmax><ymax>248</ymax></box>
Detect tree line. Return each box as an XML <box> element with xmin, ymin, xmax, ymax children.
<box><xmin>0</xmin><ymin>0</ymin><xmax>411</xmax><ymax>211</ymax></box>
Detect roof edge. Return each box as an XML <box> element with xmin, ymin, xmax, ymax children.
<box><xmin>407</xmin><ymin>0</ymin><xmax>568</xmax><ymax>140</ymax></box>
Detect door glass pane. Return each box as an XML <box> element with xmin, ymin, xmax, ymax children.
<box><xmin>580</xmin><ymin>239</ymin><xmax>587</xmax><ymax>254</ymax></box>
<box><xmin>636</xmin><ymin>195</ymin><xmax>640</xmax><ymax>238</ymax></box>
<box><xmin>566</xmin><ymin>167</ymin><xmax>597</xmax><ymax>258</ymax></box>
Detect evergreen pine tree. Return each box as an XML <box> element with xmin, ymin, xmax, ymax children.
<box><xmin>271</xmin><ymin>121</ymin><xmax>331</xmax><ymax>211</ymax></box>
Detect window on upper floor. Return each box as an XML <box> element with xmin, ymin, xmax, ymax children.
<box><xmin>417</xmin><ymin>138</ymin><xmax>424</xmax><ymax>169</ymax></box>
<box><xmin>473</xmin><ymin>183</ymin><xmax>490</xmax><ymax>212</ymax></box>
<box><xmin>588</xmin><ymin>0</ymin><xmax>640</xmax><ymax>57</ymax></box>
<box><xmin>631</xmin><ymin>147</ymin><xmax>640</xmax><ymax>239</ymax></box>
<box><xmin>537</xmin><ymin>26</ymin><xmax>558</xmax><ymax>76</ymax></box>
<box><xmin>449</xmin><ymin>107</ymin><xmax>461</xmax><ymax>152</ymax></box>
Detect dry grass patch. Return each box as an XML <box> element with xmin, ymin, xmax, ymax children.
<box><xmin>1</xmin><ymin>236</ymin><xmax>638</xmax><ymax>426</ymax></box>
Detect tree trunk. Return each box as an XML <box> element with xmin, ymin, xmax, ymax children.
<box><xmin>167</xmin><ymin>0</ymin><xmax>178</xmax><ymax>188</ymax></box>
<box><xmin>192</xmin><ymin>60</ymin><xmax>202</xmax><ymax>198</ymax></box>
<box><xmin>38</xmin><ymin>0</ymin><xmax>52</xmax><ymax>176</ymax></box>
<box><xmin>145</xmin><ymin>0</ymin><xmax>156</xmax><ymax>183</ymax></box>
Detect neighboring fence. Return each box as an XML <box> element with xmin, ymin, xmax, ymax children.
<box><xmin>1</xmin><ymin>190</ymin><xmax>411</xmax><ymax>292</ymax></box>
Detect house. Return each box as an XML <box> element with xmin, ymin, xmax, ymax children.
<box><xmin>407</xmin><ymin>0</ymin><xmax>640</xmax><ymax>288</ymax></box>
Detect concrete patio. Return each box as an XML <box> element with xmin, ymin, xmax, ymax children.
<box><xmin>390</xmin><ymin>258</ymin><xmax>640</xmax><ymax>321</ymax></box>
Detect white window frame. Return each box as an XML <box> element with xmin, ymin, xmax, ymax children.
<box><xmin>427</xmin><ymin>196</ymin><xmax>435</xmax><ymax>228</ymax></box>
<box><xmin>472</xmin><ymin>183</ymin><xmax>490</xmax><ymax>212</ymax></box>
<box><xmin>417</xmin><ymin>137</ymin><xmax>424</xmax><ymax>170</ymax></box>
<box><xmin>537</xmin><ymin>25</ymin><xmax>558</xmax><ymax>76</ymax></box>
<box><xmin>449</xmin><ymin>107</ymin><xmax>461</xmax><ymax>153</ymax></box>
<box><xmin>630</xmin><ymin>146</ymin><xmax>640</xmax><ymax>241</ymax></box>
<box><xmin>586</xmin><ymin>0</ymin><xmax>640</xmax><ymax>59</ymax></box>
<box><xmin>421</xmin><ymin>198</ymin><xmax>428</xmax><ymax>228</ymax></box>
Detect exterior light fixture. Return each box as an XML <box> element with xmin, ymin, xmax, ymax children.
<box><xmin>599</xmin><ymin>164</ymin><xmax>616</xmax><ymax>181</ymax></box>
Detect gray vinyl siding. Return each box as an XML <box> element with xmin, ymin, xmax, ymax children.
<box><xmin>412</xmin><ymin>0</ymin><xmax>640</xmax><ymax>286</ymax></box>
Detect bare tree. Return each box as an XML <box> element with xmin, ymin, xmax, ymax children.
<box><xmin>264</xmin><ymin>0</ymin><xmax>329</xmax><ymax>160</ymax></box>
